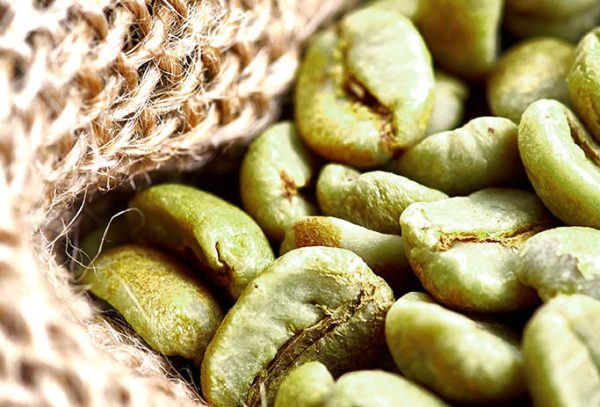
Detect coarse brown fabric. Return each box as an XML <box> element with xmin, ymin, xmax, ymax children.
<box><xmin>0</xmin><ymin>0</ymin><xmax>356</xmax><ymax>405</ymax></box>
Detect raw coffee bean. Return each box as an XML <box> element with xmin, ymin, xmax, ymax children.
<box><xmin>295</xmin><ymin>8</ymin><xmax>433</xmax><ymax>168</ymax></box>
<box><xmin>488</xmin><ymin>37</ymin><xmax>574</xmax><ymax>123</ymax></box>
<box><xmin>317</xmin><ymin>163</ymin><xmax>447</xmax><ymax>235</ymax></box>
<box><xmin>280</xmin><ymin>216</ymin><xmax>412</xmax><ymax>290</ymax></box>
<box><xmin>200</xmin><ymin>246</ymin><xmax>394</xmax><ymax>407</ymax></box>
<box><xmin>568</xmin><ymin>28</ymin><xmax>600</xmax><ymax>142</ymax></box>
<box><xmin>83</xmin><ymin>245</ymin><xmax>223</xmax><ymax>365</ymax></box>
<box><xmin>522</xmin><ymin>294</ymin><xmax>600</xmax><ymax>407</ymax></box>
<box><xmin>273</xmin><ymin>362</ymin><xmax>334</xmax><ymax>407</ymax></box>
<box><xmin>385</xmin><ymin>292</ymin><xmax>526</xmax><ymax>403</ymax></box>
<box><xmin>518</xmin><ymin>99</ymin><xmax>600</xmax><ymax>228</ymax></box>
<box><xmin>400</xmin><ymin>188</ymin><xmax>551</xmax><ymax>312</ymax></box>
<box><xmin>128</xmin><ymin>184</ymin><xmax>274</xmax><ymax>299</ymax></box>
<box><xmin>240</xmin><ymin>122</ymin><xmax>319</xmax><ymax>242</ymax></box>
<box><xmin>517</xmin><ymin>226</ymin><xmax>600</xmax><ymax>301</ymax></box>
<box><xmin>397</xmin><ymin>117</ymin><xmax>522</xmax><ymax>196</ymax></box>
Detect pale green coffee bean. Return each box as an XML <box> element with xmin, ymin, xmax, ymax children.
<box><xmin>83</xmin><ymin>245</ymin><xmax>223</xmax><ymax>365</ymax></box>
<box><xmin>488</xmin><ymin>38</ymin><xmax>575</xmax><ymax>123</ymax></box>
<box><xmin>518</xmin><ymin>99</ymin><xmax>600</xmax><ymax>228</ymax></box>
<box><xmin>128</xmin><ymin>184</ymin><xmax>274</xmax><ymax>299</ymax></box>
<box><xmin>327</xmin><ymin>370</ymin><xmax>449</xmax><ymax>407</ymax></box>
<box><xmin>416</xmin><ymin>0</ymin><xmax>502</xmax><ymax>80</ymax></box>
<box><xmin>317</xmin><ymin>164</ymin><xmax>447</xmax><ymax>235</ymax></box>
<box><xmin>568</xmin><ymin>28</ymin><xmax>600</xmax><ymax>142</ymax></box>
<box><xmin>295</xmin><ymin>8</ymin><xmax>434</xmax><ymax>168</ymax></box>
<box><xmin>280</xmin><ymin>216</ymin><xmax>412</xmax><ymax>290</ymax></box>
<box><xmin>201</xmin><ymin>247</ymin><xmax>394</xmax><ymax>407</ymax></box>
<box><xmin>274</xmin><ymin>362</ymin><xmax>334</xmax><ymax>407</ymax></box>
<box><xmin>426</xmin><ymin>70</ymin><xmax>469</xmax><ymax>136</ymax></box>
<box><xmin>240</xmin><ymin>122</ymin><xmax>319</xmax><ymax>242</ymax></box>
<box><xmin>505</xmin><ymin>0</ymin><xmax>597</xmax><ymax>19</ymax></box>
<box><xmin>385</xmin><ymin>292</ymin><xmax>526</xmax><ymax>403</ymax></box>
<box><xmin>504</xmin><ymin>3</ymin><xmax>600</xmax><ymax>42</ymax></box>
<box><xmin>400</xmin><ymin>188</ymin><xmax>550</xmax><ymax>312</ymax></box>
<box><xmin>522</xmin><ymin>294</ymin><xmax>600</xmax><ymax>407</ymax></box>
<box><xmin>517</xmin><ymin>227</ymin><xmax>600</xmax><ymax>301</ymax></box>
<box><xmin>397</xmin><ymin>117</ymin><xmax>522</xmax><ymax>196</ymax></box>
<box><xmin>366</xmin><ymin>0</ymin><xmax>420</xmax><ymax>20</ymax></box>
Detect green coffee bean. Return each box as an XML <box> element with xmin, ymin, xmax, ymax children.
<box><xmin>426</xmin><ymin>70</ymin><xmax>469</xmax><ymax>136</ymax></box>
<box><xmin>504</xmin><ymin>3</ymin><xmax>600</xmax><ymax>42</ymax></box>
<box><xmin>568</xmin><ymin>28</ymin><xmax>600</xmax><ymax>142</ymax></box>
<box><xmin>82</xmin><ymin>245</ymin><xmax>223</xmax><ymax>365</ymax></box>
<box><xmin>385</xmin><ymin>292</ymin><xmax>526</xmax><ymax>403</ymax></box>
<box><xmin>327</xmin><ymin>370</ymin><xmax>449</xmax><ymax>407</ymax></box>
<box><xmin>317</xmin><ymin>164</ymin><xmax>447</xmax><ymax>235</ymax></box>
<box><xmin>128</xmin><ymin>184</ymin><xmax>274</xmax><ymax>299</ymax></box>
<box><xmin>416</xmin><ymin>0</ymin><xmax>503</xmax><ymax>80</ymax></box>
<box><xmin>488</xmin><ymin>38</ymin><xmax>575</xmax><ymax>123</ymax></box>
<box><xmin>280</xmin><ymin>216</ymin><xmax>412</xmax><ymax>290</ymax></box>
<box><xmin>522</xmin><ymin>294</ymin><xmax>600</xmax><ymax>407</ymax></box>
<box><xmin>295</xmin><ymin>8</ymin><xmax>434</xmax><ymax>168</ymax></box>
<box><xmin>396</xmin><ymin>117</ymin><xmax>522</xmax><ymax>196</ymax></box>
<box><xmin>274</xmin><ymin>362</ymin><xmax>334</xmax><ymax>407</ymax></box>
<box><xmin>505</xmin><ymin>0</ymin><xmax>597</xmax><ymax>19</ymax></box>
<box><xmin>400</xmin><ymin>188</ymin><xmax>550</xmax><ymax>312</ymax></box>
<box><xmin>517</xmin><ymin>227</ymin><xmax>600</xmax><ymax>301</ymax></box>
<box><xmin>518</xmin><ymin>99</ymin><xmax>600</xmax><ymax>228</ymax></box>
<box><xmin>240</xmin><ymin>122</ymin><xmax>319</xmax><ymax>242</ymax></box>
<box><xmin>201</xmin><ymin>246</ymin><xmax>394</xmax><ymax>407</ymax></box>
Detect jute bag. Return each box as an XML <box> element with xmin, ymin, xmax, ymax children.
<box><xmin>0</xmin><ymin>1</ymin><xmax>356</xmax><ymax>405</ymax></box>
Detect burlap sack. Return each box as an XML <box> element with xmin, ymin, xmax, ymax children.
<box><xmin>0</xmin><ymin>1</ymin><xmax>356</xmax><ymax>405</ymax></box>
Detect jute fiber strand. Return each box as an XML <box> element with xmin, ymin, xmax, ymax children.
<box><xmin>0</xmin><ymin>0</ymin><xmax>357</xmax><ymax>405</ymax></box>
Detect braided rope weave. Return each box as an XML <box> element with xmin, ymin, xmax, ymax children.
<box><xmin>0</xmin><ymin>0</ymin><xmax>354</xmax><ymax>404</ymax></box>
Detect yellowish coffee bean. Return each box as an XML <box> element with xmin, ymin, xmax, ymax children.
<box><xmin>400</xmin><ymin>188</ymin><xmax>549</xmax><ymax>312</ymax></box>
<box><xmin>201</xmin><ymin>246</ymin><xmax>394</xmax><ymax>407</ymax></box>
<box><xmin>386</xmin><ymin>292</ymin><xmax>526</xmax><ymax>403</ymax></box>
<box><xmin>417</xmin><ymin>0</ymin><xmax>503</xmax><ymax>80</ymax></box>
<box><xmin>240</xmin><ymin>122</ymin><xmax>319</xmax><ymax>242</ymax></box>
<box><xmin>523</xmin><ymin>294</ymin><xmax>600</xmax><ymax>407</ymax></box>
<box><xmin>488</xmin><ymin>37</ymin><xmax>575</xmax><ymax>123</ymax></box>
<box><xmin>317</xmin><ymin>164</ymin><xmax>447</xmax><ymax>235</ymax></box>
<box><xmin>295</xmin><ymin>8</ymin><xmax>434</xmax><ymax>168</ymax></box>
<box><xmin>568</xmin><ymin>28</ymin><xmax>600</xmax><ymax>142</ymax></box>
<box><xmin>82</xmin><ymin>244</ymin><xmax>223</xmax><ymax>365</ymax></box>
<box><xmin>327</xmin><ymin>370</ymin><xmax>449</xmax><ymax>407</ymax></box>
<box><xmin>129</xmin><ymin>184</ymin><xmax>274</xmax><ymax>299</ymax></box>
<box><xmin>274</xmin><ymin>362</ymin><xmax>334</xmax><ymax>407</ymax></box>
<box><xmin>397</xmin><ymin>117</ymin><xmax>522</xmax><ymax>196</ymax></box>
<box><xmin>517</xmin><ymin>227</ymin><xmax>600</xmax><ymax>301</ymax></box>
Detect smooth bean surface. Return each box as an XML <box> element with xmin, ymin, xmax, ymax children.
<box><xmin>523</xmin><ymin>294</ymin><xmax>600</xmax><ymax>407</ymax></box>
<box><xmin>518</xmin><ymin>100</ymin><xmax>600</xmax><ymax>228</ymax></box>
<box><xmin>385</xmin><ymin>292</ymin><xmax>526</xmax><ymax>403</ymax></box>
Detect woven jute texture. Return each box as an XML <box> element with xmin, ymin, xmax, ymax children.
<box><xmin>0</xmin><ymin>0</ymin><xmax>356</xmax><ymax>405</ymax></box>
